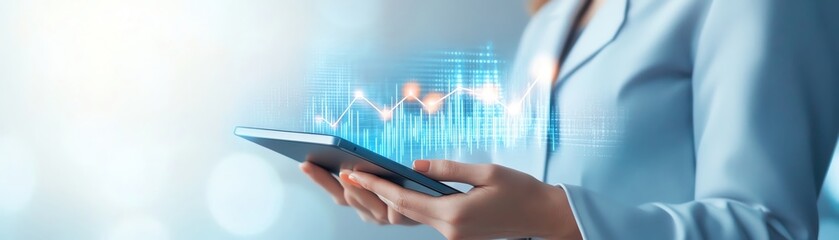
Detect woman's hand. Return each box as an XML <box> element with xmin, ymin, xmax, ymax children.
<box><xmin>347</xmin><ymin>160</ymin><xmax>582</xmax><ymax>240</ymax></box>
<box><xmin>299</xmin><ymin>161</ymin><xmax>420</xmax><ymax>225</ymax></box>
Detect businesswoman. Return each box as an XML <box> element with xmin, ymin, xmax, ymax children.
<box><xmin>301</xmin><ymin>0</ymin><xmax>839</xmax><ymax>239</ymax></box>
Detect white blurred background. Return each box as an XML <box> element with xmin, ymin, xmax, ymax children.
<box><xmin>0</xmin><ymin>0</ymin><xmax>837</xmax><ymax>239</ymax></box>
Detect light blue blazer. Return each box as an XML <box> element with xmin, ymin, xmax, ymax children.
<box><xmin>490</xmin><ymin>0</ymin><xmax>839</xmax><ymax>239</ymax></box>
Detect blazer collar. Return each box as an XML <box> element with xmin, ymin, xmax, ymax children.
<box><xmin>557</xmin><ymin>0</ymin><xmax>628</xmax><ymax>81</ymax></box>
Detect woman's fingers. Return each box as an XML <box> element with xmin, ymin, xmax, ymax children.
<box><xmin>338</xmin><ymin>179</ymin><xmax>377</xmax><ymax>223</ymax></box>
<box><xmin>348</xmin><ymin>198</ymin><xmax>377</xmax><ymax>223</ymax></box>
<box><xmin>413</xmin><ymin>159</ymin><xmax>495</xmax><ymax>185</ymax></box>
<box><xmin>387</xmin><ymin>206</ymin><xmax>420</xmax><ymax>225</ymax></box>
<box><xmin>299</xmin><ymin>162</ymin><xmax>347</xmax><ymax>206</ymax></box>
<box><xmin>338</xmin><ymin>171</ymin><xmax>389</xmax><ymax>224</ymax></box>
<box><xmin>301</xmin><ymin>162</ymin><xmax>431</xmax><ymax>226</ymax></box>
<box><xmin>348</xmin><ymin>171</ymin><xmax>438</xmax><ymax>223</ymax></box>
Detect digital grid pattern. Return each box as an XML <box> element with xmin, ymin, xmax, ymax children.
<box><xmin>302</xmin><ymin>44</ymin><xmax>554</xmax><ymax>165</ymax></box>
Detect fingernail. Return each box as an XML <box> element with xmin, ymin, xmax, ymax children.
<box><xmin>348</xmin><ymin>173</ymin><xmax>362</xmax><ymax>187</ymax></box>
<box><xmin>413</xmin><ymin>160</ymin><xmax>430</xmax><ymax>172</ymax></box>
<box><xmin>299</xmin><ymin>163</ymin><xmax>311</xmax><ymax>173</ymax></box>
<box><xmin>341</xmin><ymin>171</ymin><xmax>362</xmax><ymax>188</ymax></box>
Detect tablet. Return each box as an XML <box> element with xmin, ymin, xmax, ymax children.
<box><xmin>234</xmin><ymin>126</ymin><xmax>462</xmax><ymax>196</ymax></box>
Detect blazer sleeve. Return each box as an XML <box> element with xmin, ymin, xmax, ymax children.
<box><xmin>557</xmin><ymin>1</ymin><xmax>839</xmax><ymax>239</ymax></box>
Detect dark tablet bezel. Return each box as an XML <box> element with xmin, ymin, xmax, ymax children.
<box><xmin>234</xmin><ymin>126</ymin><xmax>462</xmax><ymax>196</ymax></box>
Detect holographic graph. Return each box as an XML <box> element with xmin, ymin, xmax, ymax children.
<box><xmin>314</xmin><ymin>78</ymin><xmax>541</xmax><ymax>127</ymax></box>
<box><xmin>302</xmin><ymin>44</ymin><xmax>554</xmax><ymax>165</ymax></box>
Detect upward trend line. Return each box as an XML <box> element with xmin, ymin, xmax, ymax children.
<box><xmin>316</xmin><ymin>78</ymin><xmax>544</xmax><ymax>127</ymax></box>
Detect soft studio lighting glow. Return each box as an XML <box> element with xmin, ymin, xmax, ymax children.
<box><xmin>207</xmin><ymin>153</ymin><xmax>283</xmax><ymax>236</ymax></box>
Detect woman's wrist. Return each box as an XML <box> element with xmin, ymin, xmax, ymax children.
<box><xmin>539</xmin><ymin>184</ymin><xmax>582</xmax><ymax>240</ymax></box>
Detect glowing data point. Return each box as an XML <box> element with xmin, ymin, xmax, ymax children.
<box><xmin>403</xmin><ymin>82</ymin><xmax>420</xmax><ymax>99</ymax></box>
<box><xmin>314</xmin><ymin>77</ymin><xmax>545</xmax><ymax>125</ymax></box>
<box><xmin>380</xmin><ymin>109</ymin><xmax>393</xmax><ymax>121</ymax></box>
<box><xmin>478</xmin><ymin>83</ymin><xmax>499</xmax><ymax>104</ymax></box>
<box><xmin>530</xmin><ymin>55</ymin><xmax>558</xmax><ymax>82</ymax></box>
<box><xmin>422</xmin><ymin>92</ymin><xmax>444</xmax><ymax>114</ymax></box>
<box><xmin>507</xmin><ymin>103</ymin><xmax>522</xmax><ymax>115</ymax></box>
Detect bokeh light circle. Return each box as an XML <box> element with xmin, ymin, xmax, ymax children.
<box><xmin>0</xmin><ymin>136</ymin><xmax>37</xmax><ymax>213</ymax></box>
<box><xmin>106</xmin><ymin>215</ymin><xmax>169</xmax><ymax>240</ymax></box>
<box><xmin>273</xmin><ymin>184</ymin><xmax>336</xmax><ymax>239</ymax></box>
<box><xmin>207</xmin><ymin>153</ymin><xmax>283</xmax><ymax>236</ymax></box>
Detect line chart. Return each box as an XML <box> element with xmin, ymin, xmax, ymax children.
<box><xmin>315</xmin><ymin>77</ymin><xmax>544</xmax><ymax>127</ymax></box>
<box><xmin>251</xmin><ymin>44</ymin><xmax>626</xmax><ymax>166</ymax></box>
<box><xmin>301</xmin><ymin>44</ymin><xmax>558</xmax><ymax>165</ymax></box>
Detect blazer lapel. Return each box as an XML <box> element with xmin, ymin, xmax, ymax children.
<box><xmin>557</xmin><ymin>0</ymin><xmax>628</xmax><ymax>81</ymax></box>
<box><xmin>494</xmin><ymin>0</ymin><xmax>584</xmax><ymax>180</ymax></box>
